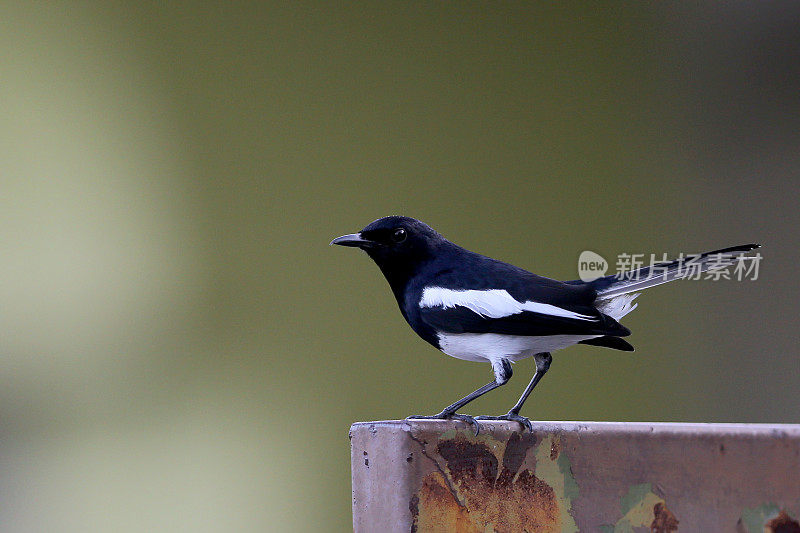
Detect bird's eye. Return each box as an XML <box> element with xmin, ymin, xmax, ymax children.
<box><xmin>391</xmin><ymin>228</ymin><xmax>407</xmax><ymax>243</ymax></box>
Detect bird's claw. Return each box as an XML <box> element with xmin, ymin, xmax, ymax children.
<box><xmin>450</xmin><ymin>413</ymin><xmax>481</xmax><ymax>436</ymax></box>
<box><xmin>474</xmin><ymin>412</ymin><xmax>533</xmax><ymax>432</ymax></box>
<box><xmin>406</xmin><ymin>412</ymin><xmax>480</xmax><ymax>436</ymax></box>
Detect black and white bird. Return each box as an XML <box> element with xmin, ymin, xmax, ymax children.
<box><xmin>331</xmin><ymin>216</ymin><xmax>758</xmax><ymax>433</ymax></box>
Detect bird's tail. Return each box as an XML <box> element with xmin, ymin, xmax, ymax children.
<box><xmin>590</xmin><ymin>244</ymin><xmax>760</xmax><ymax>301</ymax></box>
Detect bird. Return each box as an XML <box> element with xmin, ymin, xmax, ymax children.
<box><xmin>331</xmin><ymin>215</ymin><xmax>759</xmax><ymax>434</ymax></box>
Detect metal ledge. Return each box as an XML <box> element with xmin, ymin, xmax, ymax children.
<box><xmin>350</xmin><ymin>420</ymin><xmax>800</xmax><ymax>532</ymax></box>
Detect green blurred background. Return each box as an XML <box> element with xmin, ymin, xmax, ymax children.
<box><xmin>1</xmin><ymin>3</ymin><xmax>798</xmax><ymax>531</ymax></box>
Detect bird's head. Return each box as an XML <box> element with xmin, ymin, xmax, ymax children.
<box><xmin>331</xmin><ymin>216</ymin><xmax>445</xmax><ymax>285</ymax></box>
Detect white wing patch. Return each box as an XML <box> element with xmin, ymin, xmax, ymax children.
<box><xmin>419</xmin><ymin>287</ymin><xmax>597</xmax><ymax>321</ymax></box>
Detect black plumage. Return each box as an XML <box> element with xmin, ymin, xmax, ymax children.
<box><xmin>332</xmin><ymin>215</ymin><xmax>759</xmax><ymax>433</ymax></box>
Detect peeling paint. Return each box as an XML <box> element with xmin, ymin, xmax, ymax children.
<box><xmin>409</xmin><ymin>429</ymin><xmax>579</xmax><ymax>532</ymax></box>
<box><xmin>534</xmin><ymin>435</ymin><xmax>579</xmax><ymax>525</ymax></box>
<box><xmin>739</xmin><ymin>503</ymin><xmax>781</xmax><ymax>533</ymax></box>
<box><xmin>652</xmin><ymin>502</ymin><xmax>679</xmax><ymax>532</ymax></box>
<box><xmin>352</xmin><ymin>421</ymin><xmax>800</xmax><ymax>532</ymax></box>
<box><xmin>739</xmin><ymin>504</ymin><xmax>800</xmax><ymax>533</ymax></box>
<box><xmin>605</xmin><ymin>483</ymin><xmax>678</xmax><ymax>533</ymax></box>
<box><xmin>767</xmin><ymin>510</ymin><xmax>800</xmax><ymax>532</ymax></box>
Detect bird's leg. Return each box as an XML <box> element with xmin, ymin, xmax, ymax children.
<box><xmin>406</xmin><ymin>380</ymin><xmax>501</xmax><ymax>436</ymax></box>
<box><xmin>476</xmin><ymin>352</ymin><xmax>552</xmax><ymax>432</ymax></box>
<box><xmin>407</xmin><ymin>359</ymin><xmax>512</xmax><ymax>436</ymax></box>
<box><xmin>508</xmin><ymin>352</ymin><xmax>552</xmax><ymax>416</ymax></box>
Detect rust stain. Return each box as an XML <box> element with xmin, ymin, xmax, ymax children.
<box><xmin>550</xmin><ymin>439</ymin><xmax>560</xmax><ymax>461</ymax></box>
<box><xmin>410</xmin><ymin>432</ymin><xmax>564</xmax><ymax>533</ymax></box>
<box><xmin>437</xmin><ymin>437</ymin><xmax>499</xmax><ymax>484</ymax></box>
<box><xmin>413</xmin><ymin>471</ymin><xmax>480</xmax><ymax>533</ymax></box>
<box><xmin>651</xmin><ymin>501</ymin><xmax>679</xmax><ymax>532</ymax></box>
<box><xmin>766</xmin><ymin>510</ymin><xmax>800</xmax><ymax>533</ymax></box>
<box><xmin>500</xmin><ymin>431</ymin><xmax>535</xmax><ymax>487</ymax></box>
<box><xmin>409</xmin><ymin>494</ymin><xmax>419</xmax><ymax>533</ymax></box>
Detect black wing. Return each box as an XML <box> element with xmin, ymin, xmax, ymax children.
<box><xmin>419</xmin><ymin>304</ymin><xmax>629</xmax><ymax>337</ymax></box>
<box><xmin>414</xmin><ymin>247</ymin><xmax>630</xmax><ymax>337</ymax></box>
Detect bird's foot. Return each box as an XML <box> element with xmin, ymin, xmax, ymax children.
<box><xmin>406</xmin><ymin>412</ymin><xmax>480</xmax><ymax>436</ymax></box>
<box><xmin>474</xmin><ymin>412</ymin><xmax>533</xmax><ymax>432</ymax></box>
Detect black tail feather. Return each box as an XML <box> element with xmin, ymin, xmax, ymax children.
<box><xmin>579</xmin><ymin>336</ymin><xmax>635</xmax><ymax>352</ymax></box>
<box><xmin>585</xmin><ymin>243</ymin><xmax>761</xmax><ymax>297</ymax></box>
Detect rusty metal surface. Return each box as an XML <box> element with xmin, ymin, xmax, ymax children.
<box><xmin>350</xmin><ymin>420</ymin><xmax>800</xmax><ymax>532</ymax></box>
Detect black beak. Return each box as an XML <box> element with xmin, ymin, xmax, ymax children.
<box><xmin>330</xmin><ymin>233</ymin><xmax>375</xmax><ymax>248</ymax></box>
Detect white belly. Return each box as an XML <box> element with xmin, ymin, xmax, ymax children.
<box><xmin>437</xmin><ymin>332</ymin><xmax>599</xmax><ymax>363</ymax></box>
